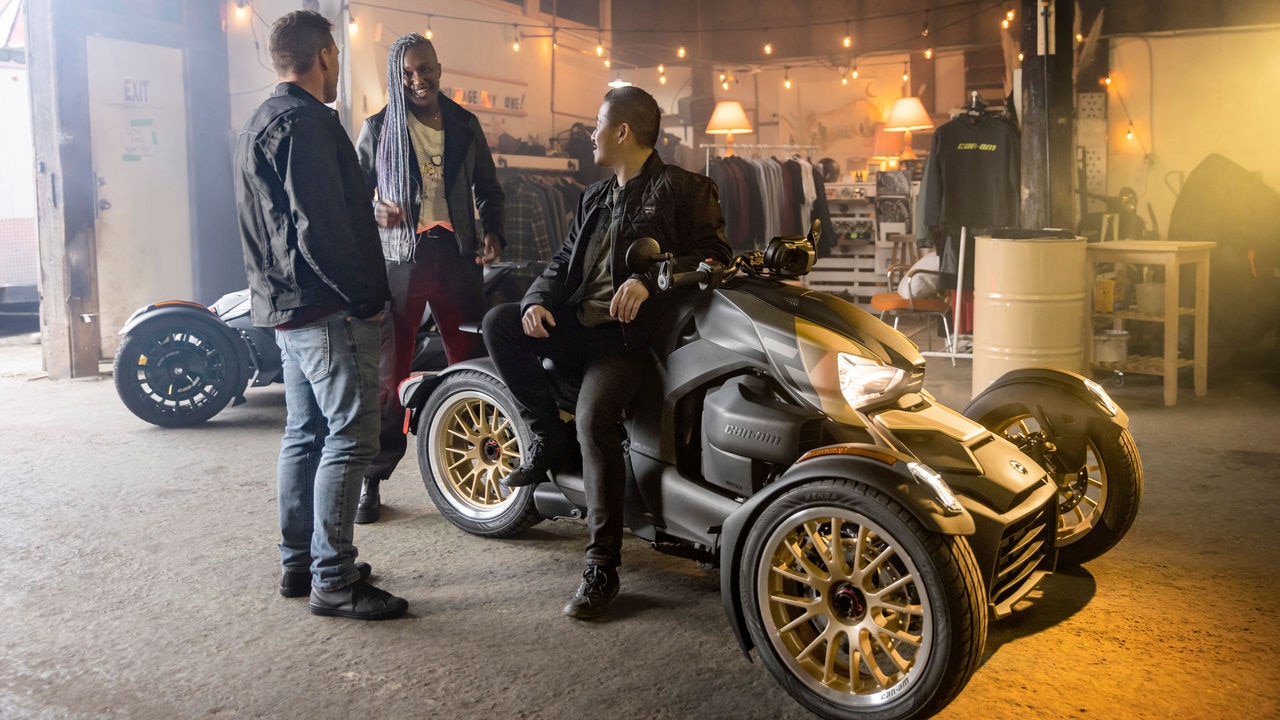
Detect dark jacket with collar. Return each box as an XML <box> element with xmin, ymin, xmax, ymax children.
<box><xmin>521</xmin><ymin>151</ymin><xmax>730</xmax><ymax>348</ymax></box>
<box><xmin>235</xmin><ymin>82</ymin><xmax>390</xmax><ymax>327</ymax></box>
<box><xmin>355</xmin><ymin>94</ymin><xmax>506</xmax><ymax>256</ymax></box>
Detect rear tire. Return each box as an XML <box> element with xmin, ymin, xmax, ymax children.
<box><xmin>740</xmin><ymin>479</ymin><xmax>987</xmax><ymax>720</ymax></box>
<box><xmin>113</xmin><ymin>318</ymin><xmax>243</xmax><ymax>427</ymax></box>
<box><xmin>417</xmin><ymin>370</ymin><xmax>541</xmax><ymax>537</ymax></box>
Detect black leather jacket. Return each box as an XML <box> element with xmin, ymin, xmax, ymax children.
<box><xmin>355</xmin><ymin>94</ymin><xmax>506</xmax><ymax>258</ymax></box>
<box><xmin>235</xmin><ymin>83</ymin><xmax>390</xmax><ymax>327</ymax></box>
<box><xmin>522</xmin><ymin>151</ymin><xmax>730</xmax><ymax>348</ymax></box>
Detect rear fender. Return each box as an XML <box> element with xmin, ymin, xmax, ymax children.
<box><xmin>398</xmin><ymin>358</ymin><xmax>501</xmax><ymax>433</ymax></box>
<box><xmin>719</xmin><ymin>445</ymin><xmax>975</xmax><ymax>654</ymax></box>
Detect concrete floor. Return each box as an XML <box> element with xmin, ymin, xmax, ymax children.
<box><xmin>1</xmin><ymin>327</ymin><xmax>1278</xmax><ymax>720</ymax></box>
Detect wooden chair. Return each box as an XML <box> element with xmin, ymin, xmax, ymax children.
<box><xmin>870</xmin><ymin>263</ymin><xmax>953</xmax><ymax>358</ymax></box>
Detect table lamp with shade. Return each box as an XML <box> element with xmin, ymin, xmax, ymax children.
<box><xmin>883</xmin><ymin>96</ymin><xmax>934</xmax><ymax>160</ymax></box>
<box><xmin>705</xmin><ymin>101</ymin><xmax>753</xmax><ymax>156</ymax></box>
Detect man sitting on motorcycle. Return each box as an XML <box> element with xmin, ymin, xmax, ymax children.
<box><xmin>481</xmin><ymin>86</ymin><xmax>730</xmax><ymax>619</ymax></box>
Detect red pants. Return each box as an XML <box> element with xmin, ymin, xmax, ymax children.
<box><xmin>367</xmin><ymin>228</ymin><xmax>486</xmax><ymax>481</ymax></box>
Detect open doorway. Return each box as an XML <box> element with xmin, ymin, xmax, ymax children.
<box><xmin>0</xmin><ymin>0</ymin><xmax>37</xmax><ymax>340</ymax></box>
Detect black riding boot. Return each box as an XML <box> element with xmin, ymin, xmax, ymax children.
<box><xmin>355</xmin><ymin>477</ymin><xmax>381</xmax><ymax>524</ymax></box>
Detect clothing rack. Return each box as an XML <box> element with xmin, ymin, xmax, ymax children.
<box><xmin>700</xmin><ymin>143</ymin><xmax>818</xmax><ymax>174</ymax></box>
<box><xmin>493</xmin><ymin>154</ymin><xmax>578</xmax><ymax>173</ymax></box>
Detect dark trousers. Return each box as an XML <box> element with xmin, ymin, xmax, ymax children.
<box><xmin>367</xmin><ymin>228</ymin><xmax>487</xmax><ymax>481</ymax></box>
<box><xmin>482</xmin><ymin>302</ymin><xmax>647</xmax><ymax>568</ymax></box>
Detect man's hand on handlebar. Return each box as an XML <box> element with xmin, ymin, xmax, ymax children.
<box><xmin>522</xmin><ymin>305</ymin><xmax>556</xmax><ymax>338</ymax></box>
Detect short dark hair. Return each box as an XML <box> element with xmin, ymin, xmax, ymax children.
<box><xmin>268</xmin><ymin>10</ymin><xmax>333</xmax><ymax>77</ymax></box>
<box><xmin>604</xmin><ymin>86</ymin><xmax>661</xmax><ymax>149</ymax></box>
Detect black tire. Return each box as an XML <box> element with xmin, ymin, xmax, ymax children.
<box><xmin>740</xmin><ymin>479</ymin><xmax>987</xmax><ymax>720</ymax></box>
<box><xmin>964</xmin><ymin>384</ymin><xmax>1143</xmax><ymax>566</ymax></box>
<box><xmin>417</xmin><ymin>370</ymin><xmax>542</xmax><ymax>537</ymax></box>
<box><xmin>112</xmin><ymin>317</ymin><xmax>243</xmax><ymax>427</ymax></box>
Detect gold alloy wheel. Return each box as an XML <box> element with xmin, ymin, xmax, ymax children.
<box><xmin>756</xmin><ymin>507</ymin><xmax>931</xmax><ymax>705</ymax></box>
<box><xmin>427</xmin><ymin>391</ymin><xmax>523</xmax><ymax>519</ymax></box>
<box><xmin>994</xmin><ymin>415</ymin><xmax>1107</xmax><ymax>547</ymax></box>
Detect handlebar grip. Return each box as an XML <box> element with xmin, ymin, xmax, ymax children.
<box><xmin>658</xmin><ymin>268</ymin><xmax>709</xmax><ymax>291</ymax></box>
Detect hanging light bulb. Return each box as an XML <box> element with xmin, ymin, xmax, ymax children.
<box><xmin>719</xmin><ymin>70</ymin><xmax>727</xmax><ymax>83</ymax></box>
<box><xmin>234</xmin><ymin>0</ymin><xmax>249</xmax><ymax>21</ymax></box>
<box><xmin>1002</xmin><ymin>17</ymin><xmax>1010</xmax><ymax>30</ymax></box>
<box><xmin>1103</xmin><ymin>74</ymin><xmax>1113</xmax><ymax>86</ymax></box>
<box><xmin>596</xmin><ymin>32</ymin><xmax>604</xmax><ymax>57</ymax></box>
<box><xmin>348</xmin><ymin>15</ymin><xmax>358</xmax><ymax>34</ymax></box>
<box><xmin>764</xmin><ymin>40</ymin><xmax>774</xmax><ymax>55</ymax></box>
<box><xmin>677</xmin><ymin>45</ymin><xmax>687</xmax><ymax>59</ymax></box>
<box><xmin>842</xmin><ymin>22</ymin><xmax>852</xmax><ymax>49</ymax></box>
<box><xmin>851</xmin><ymin>63</ymin><xmax>859</xmax><ymax>80</ymax></box>
<box><xmin>783</xmin><ymin>68</ymin><xmax>792</xmax><ymax>90</ymax></box>
<box><xmin>604</xmin><ymin>57</ymin><xmax>611</xmax><ymax>69</ymax></box>
<box><xmin>902</xmin><ymin>62</ymin><xmax>909</xmax><ymax>83</ymax></box>
<box><xmin>424</xmin><ymin>14</ymin><xmax>433</xmax><ymax>40</ymax></box>
<box><xmin>1126</xmin><ymin>124</ymin><xmax>1135</xmax><ymax>141</ymax></box>
<box><xmin>1076</xmin><ymin>32</ymin><xmax>1084</xmax><ymax>43</ymax></box>
<box><xmin>658</xmin><ymin>64</ymin><xmax>665</xmax><ymax>74</ymax></box>
<box><xmin>1007</xmin><ymin>9</ymin><xmax>1016</xmax><ymax>21</ymax></box>
<box><xmin>1017</xmin><ymin>51</ymin><xmax>1024</xmax><ymax>62</ymax></box>
<box><xmin>921</xmin><ymin>13</ymin><xmax>929</xmax><ymax>37</ymax></box>
<box><xmin>841</xmin><ymin>75</ymin><xmax>849</xmax><ymax>86</ymax></box>
<box><xmin>511</xmin><ymin>25</ymin><xmax>520</xmax><ymax>52</ymax></box>
<box><xmin>721</xmin><ymin>77</ymin><xmax>730</xmax><ymax>91</ymax></box>
<box><xmin>659</xmin><ymin>74</ymin><xmax>668</xmax><ymax>85</ymax></box>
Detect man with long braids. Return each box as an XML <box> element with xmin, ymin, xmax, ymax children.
<box><xmin>355</xmin><ymin>34</ymin><xmax>506</xmax><ymax>524</ymax></box>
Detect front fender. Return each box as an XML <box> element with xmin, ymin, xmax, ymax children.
<box><xmin>117</xmin><ymin>303</ymin><xmax>252</xmax><ymax>388</ymax></box>
<box><xmin>969</xmin><ymin>367</ymin><xmax>1128</xmax><ymax>427</ymax></box>
<box><xmin>719</xmin><ymin>445</ymin><xmax>975</xmax><ymax>655</ymax></box>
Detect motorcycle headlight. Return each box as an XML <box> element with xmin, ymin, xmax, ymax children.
<box><xmin>838</xmin><ymin>352</ymin><xmax>908</xmax><ymax>410</ymax></box>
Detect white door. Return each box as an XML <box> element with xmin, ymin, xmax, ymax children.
<box><xmin>86</xmin><ymin>36</ymin><xmax>192</xmax><ymax>357</ymax></box>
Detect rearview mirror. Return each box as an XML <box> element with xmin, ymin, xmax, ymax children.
<box><xmin>625</xmin><ymin>237</ymin><xmax>666</xmax><ymax>274</ymax></box>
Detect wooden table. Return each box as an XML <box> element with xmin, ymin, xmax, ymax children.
<box><xmin>1086</xmin><ymin>240</ymin><xmax>1216</xmax><ymax>406</ymax></box>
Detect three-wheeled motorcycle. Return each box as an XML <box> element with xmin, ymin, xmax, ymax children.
<box><xmin>112</xmin><ymin>262</ymin><xmax>537</xmax><ymax>427</ymax></box>
<box><xmin>397</xmin><ymin>223</ymin><xmax>1142</xmax><ymax>720</ymax></box>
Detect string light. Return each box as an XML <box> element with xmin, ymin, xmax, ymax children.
<box><xmin>348</xmin><ymin>15</ymin><xmax>358</xmax><ymax>33</ymax></box>
<box><xmin>659</xmin><ymin>74</ymin><xmax>667</xmax><ymax>85</ymax></box>
<box><xmin>603</xmin><ymin>57</ymin><xmax>611</xmax><ymax>68</ymax></box>
<box><xmin>511</xmin><ymin>24</ymin><xmax>519</xmax><ymax>52</ymax></box>
<box><xmin>921</xmin><ymin>12</ymin><xmax>929</xmax><ymax>37</ymax></box>
<box><xmin>764</xmin><ymin>39</ymin><xmax>774</xmax><ymax>55</ymax></box>
<box><xmin>1103</xmin><ymin>74</ymin><xmax>1112</xmax><ymax>86</ymax></box>
<box><xmin>851</xmin><ymin>63</ymin><xmax>859</xmax><ymax>79</ymax></box>
<box><xmin>901</xmin><ymin>62</ymin><xmax>909</xmax><ymax>83</ymax></box>
<box><xmin>676</xmin><ymin>45</ymin><xmax>687</xmax><ymax>59</ymax></box>
<box><xmin>719</xmin><ymin>70</ymin><xmax>727</xmax><ymax>83</ymax></box>
<box><xmin>596</xmin><ymin>32</ymin><xmax>604</xmax><ymax>57</ymax></box>
<box><xmin>1126</xmin><ymin>124</ymin><xmax>1135</xmax><ymax>141</ymax></box>
<box><xmin>783</xmin><ymin>68</ymin><xmax>792</xmax><ymax>90</ymax></box>
<box><xmin>840</xmin><ymin>66</ymin><xmax>849</xmax><ymax>86</ymax></box>
<box><xmin>842</xmin><ymin>22</ymin><xmax>852</xmax><ymax>49</ymax></box>
<box><xmin>924</xmin><ymin>47</ymin><xmax>933</xmax><ymax>60</ymax></box>
<box><xmin>658</xmin><ymin>64</ymin><xmax>665</xmax><ymax>74</ymax></box>
<box><xmin>424</xmin><ymin>15</ymin><xmax>433</xmax><ymax>40</ymax></box>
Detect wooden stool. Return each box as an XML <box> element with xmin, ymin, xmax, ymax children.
<box><xmin>886</xmin><ymin>233</ymin><xmax>921</xmax><ymax>268</ymax></box>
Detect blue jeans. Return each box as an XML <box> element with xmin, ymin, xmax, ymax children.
<box><xmin>275</xmin><ymin>310</ymin><xmax>382</xmax><ymax>591</ymax></box>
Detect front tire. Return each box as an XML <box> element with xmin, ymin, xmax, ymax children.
<box><xmin>113</xmin><ymin>318</ymin><xmax>243</xmax><ymax>427</ymax></box>
<box><xmin>740</xmin><ymin>479</ymin><xmax>987</xmax><ymax>720</ymax></box>
<box><xmin>965</xmin><ymin>384</ymin><xmax>1143</xmax><ymax>566</ymax></box>
<box><xmin>417</xmin><ymin>370</ymin><xmax>542</xmax><ymax>537</ymax></box>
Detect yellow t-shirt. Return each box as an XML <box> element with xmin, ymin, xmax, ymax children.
<box><xmin>406</xmin><ymin>113</ymin><xmax>451</xmax><ymax>231</ymax></box>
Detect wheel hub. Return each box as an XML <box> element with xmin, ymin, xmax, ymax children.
<box><xmin>481</xmin><ymin>437</ymin><xmax>501</xmax><ymax>464</ymax></box>
<box><xmin>830</xmin><ymin>582</ymin><xmax>867</xmax><ymax>622</ymax></box>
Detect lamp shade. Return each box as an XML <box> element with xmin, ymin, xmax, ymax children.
<box><xmin>705</xmin><ymin>101</ymin><xmax>754</xmax><ymax>135</ymax></box>
<box><xmin>883</xmin><ymin>96</ymin><xmax>934</xmax><ymax>133</ymax></box>
<box><xmin>869</xmin><ymin>124</ymin><xmax>900</xmax><ymax>160</ymax></box>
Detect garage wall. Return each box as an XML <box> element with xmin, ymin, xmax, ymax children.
<box><xmin>1106</xmin><ymin>26</ymin><xmax>1280</xmax><ymax>236</ymax></box>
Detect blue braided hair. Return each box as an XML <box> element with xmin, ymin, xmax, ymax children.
<box><xmin>376</xmin><ymin>33</ymin><xmax>434</xmax><ymax>262</ymax></box>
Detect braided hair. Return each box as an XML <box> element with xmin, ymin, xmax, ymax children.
<box><xmin>376</xmin><ymin>33</ymin><xmax>433</xmax><ymax>262</ymax></box>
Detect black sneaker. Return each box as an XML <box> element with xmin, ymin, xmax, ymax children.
<box><xmin>563</xmin><ymin>564</ymin><xmax>619</xmax><ymax>620</ymax></box>
<box><xmin>280</xmin><ymin>561</ymin><xmax>371</xmax><ymax>598</ymax></box>
<box><xmin>308</xmin><ymin>580</ymin><xmax>408</xmax><ymax>620</ymax></box>
<box><xmin>500</xmin><ymin>438</ymin><xmax>558</xmax><ymax>488</ymax></box>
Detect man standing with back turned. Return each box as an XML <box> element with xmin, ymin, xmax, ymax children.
<box><xmin>235</xmin><ymin>10</ymin><xmax>407</xmax><ymax>620</ymax></box>
<box><xmin>482</xmin><ymin>86</ymin><xmax>730</xmax><ymax>619</ymax></box>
